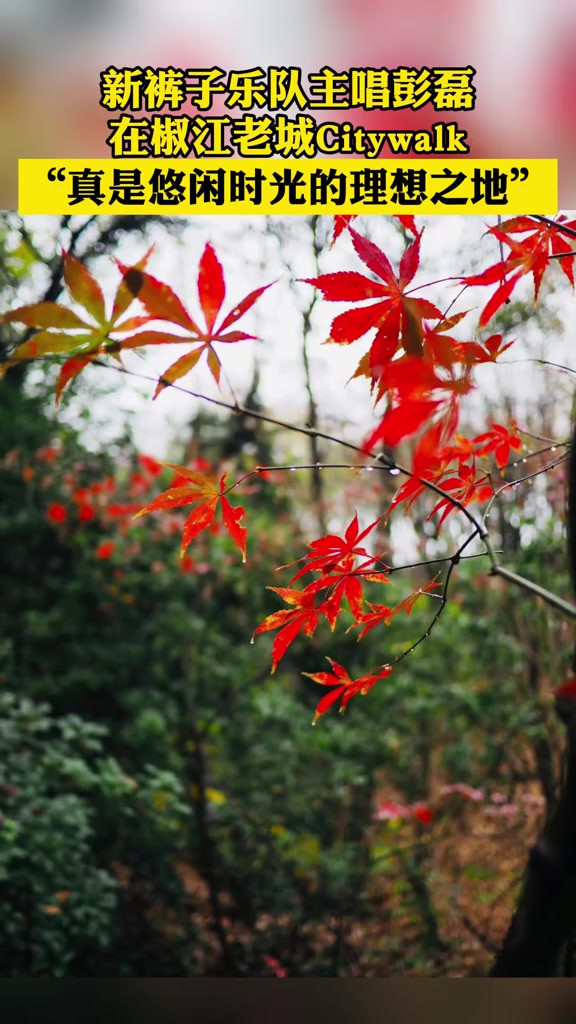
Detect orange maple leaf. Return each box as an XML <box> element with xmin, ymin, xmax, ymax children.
<box><xmin>133</xmin><ymin>463</ymin><xmax>247</xmax><ymax>561</ymax></box>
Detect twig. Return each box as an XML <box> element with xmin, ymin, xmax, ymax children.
<box><xmin>531</xmin><ymin>215</ymin><xmax>576</xmax><ymax>241</ymax></box>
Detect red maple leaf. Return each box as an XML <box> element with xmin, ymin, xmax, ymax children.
<box><xmin>330</xmin><ymin>215</ymin><xmax>418</xmax><ymax>248</ymax></box>
<box><xmin>275</xmin><ymin>515</ymin><xmax>390</xmax><ymax>630</ymax></box>
<box><xmin>427</xmin><ymin>464</ymin><xmax>493</xmax><ymax>527</ymax></box>
<box><xmin>303</xmin><ymin>657</ymin><xmax>392</xmax><ymax>722</ymax></box>
<box><xmin>387</xmin><ymin>418</ymin><xmax>520</xmax><ymax>521</ymax></box>
<box><xmin>138</xmin><ymin>454</ymin><xmax>162</xmax><ymax>477</ymax></box>
<box><xmin>253</xmin><ymin>584</ymin><xmax>322</xmax><ymax>673</ymax></box>
<box><xmin>133</xmin><ymin>462</ymin><xmax>247</xmax><ymax>561</ymax></box>
<box><xmin>279</xmin><ymin>513</ymin><xmax>382</xmax><ymax>582</ymax></box>
<box><xmin>351</xmin><ymin>602</ymin><xmax>393</xmax><ymax>640</ymax></box>
<box><xmin>301</xmin><ymin>227</ymin><xmax>442</xmax><ymax>385</ymax></box>
<box><xmin>331</xmin><ymin>215</ymin><xmax>356</xmax><ymax>246</ymax></box>
<box><xmin>472</xmin><ymin>422</ymin><xmax>523</xmax><ymax>469</ymax></box>
<box><xmin>116</xmin><ymin>242</ymin><xmax>274</xmax><ymax>396</ymax></box>
<box><xmin>353</xmin><ymin>576</ymin><xmax>441</xmax><ymax>639</ymax></box>
<box><xmin>460</xmin><ymin>333</ymin><xmax>515</xmax><ymax>366</ymax></box>
<box><xmin>492</xmin><ymin>215</ymin><xmax>576</xmax><ymax>290</ymax></box>
<box><xmin>460</xmin><ymin>215</ymin><xmax>576</xmax><ymax>327</ymax></box>
<box><xmin>362</xmin><ymin>353</ymin><xmax>471</xmax><ymax>452</ymax></box>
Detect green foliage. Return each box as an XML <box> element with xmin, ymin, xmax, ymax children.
<box><xmin>0</xmin><ymin>693</ymin><xmax>190</xmax><ymax>976</ymax></box>
<box><xmin>0</xmin><ymin>391</ymin><xmax>569</xmax><ymax>974</ymax></box>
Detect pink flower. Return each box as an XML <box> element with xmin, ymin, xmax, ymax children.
<box><xmin>440</xmin><ymin>783</ymin><xmax>485</xmax><ymax>802</ymax></box>
<box><xmin>374</xmin><ymin>801</ymin><xmax>411</xmax><ymax>822</ymax></box>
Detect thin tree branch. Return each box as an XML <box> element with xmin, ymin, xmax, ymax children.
<box><xmin>532</xmin><ymin>215</ymin><xmax>576</xmax><ymax>241</ymax></box>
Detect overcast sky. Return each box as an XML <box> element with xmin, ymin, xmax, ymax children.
<box><xmin>21</xmin><ymin>214</ymin><xmax>569</xmax><ymax>453</ymax></box>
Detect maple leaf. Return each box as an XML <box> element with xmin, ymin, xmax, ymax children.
<box><xmin>253</xmin><ymin>584</ymin><xmax>322</xmax><ymax>673</ymax></box>
<box><xmin>472</xmin><ymin>422</ymin><xmax>523</xmax><ymax>469</ymax></box>
<box><xmin>138</xmin><ymin>454</ymin><xmax>162</xmax><ymax>477</ymax></box>
<box><xmin>301</xmin><ymin>227</ymin><xmax>442</xmax><ymax>388</ymax></box>
<box><xmin>352</xmin><ymin>602</ymin><xmax>393</xmax><ymax>640</ymax></box>
<box><xmin>478</xmin><ymin>273</ymin><xmax>522</xmax><ymax>329</ymax></box>
<box><xmin>460</xmin><ymin>332</ymin><xmax>515</xmax><ymax>365</ymax></box>
<box><xmin>279</xmin><ymin>513</ymin><xmax>382</xmax><ymax>582</ymax></box>
<box><xmin>364</xmin><ymin>398</ymin><xmax>441</xmax><ymax>451</ymax></box>
<box><xmin>387</xmin><ymin>416</ymin><xmax>515</xmax><ymax>521</ymax></box>
<box><xmin>460</xmin><ymin>215</ymin><xmax>576</xmax><ymax>327</ymax></box>
<box><xmin>311</xmin><ymin>559</ymin><xmax>365</xmax><ymax>629</ymax></box>
<box><xmin>303</xmin><ymin>657</ymin><xmax>392</xmax><ymax>722</ymax></box>
<box><xmin>0</xmin><ymin>248</ymin><xmax>155</xmax><ymax>402</ymax></box>
<box><xmin>353</xmin><ymin>576</ymin><xmax>441</xmax><ymax>639</ymax></box>
<box><xmin>493</xmin><ymin>215</ymin><xmax>576</xmax><ymax>290</ymax></box>
<box><xmin>386</xmin><ymin>421</ymin><xmax>456</xmax><ymax>516</ymax></box>
<box><xmin>458</xmin><ymin>259</ymin><xmax>524</xmax><ymax>328</ymax></box>
<box><xmin>133</xmin><ymin>462</ymin><xmax>247</xmax><ymax>561</ymax></box>
<box><xmin>116</xmin><ymin>242</ymin><xmax>274</xmax><ymax>397</ymax></box>
<box><xmin>390</xmin><ymin>575</ymin><xmax>442</xmax><ymax>616</ymax></box>
<box><xmin>396</xmin><ymin>216</ymin><xmax>419</xmax><ymax>236</ymax></box>
<box><xmin>275</xmin><ymin>515</ymin><xmax>391</xmax><ymax>630</ymax></box>
<box><xmin>362</xmin><ymin>353</ymin><xmax>472</xmax><ymax>453</ymax></box>
<box><xmin>330</xmin><ymin>215</ymin><xmax>418</xmax><ymax>248</ymax></box>
<box><xmin>422</xmin><ymin>319</ymin><xmax>471</xmax><ymax>370</ymax></box>
<box><xmin>331</xmin><ymin>215</ymin><xmax>356</xmax><ymax>246</ymax></box>
<box><xmin>427</xmin><ymin>464</ymin><xmax>493</xmax><ymax>527</ymax></box>
<box><xmin>355</xmin><ymin>310</ymin><xmax>491</xmax><ymax>457</ymax></box>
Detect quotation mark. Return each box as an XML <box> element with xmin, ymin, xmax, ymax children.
<box><xmin>510</xmin><ymin>167</ymin><xmax>529</xmax><ymax>182</ymax></box>
<box><xmin>47</xmin><ymin>167</ymin><xmax>66</xmax><ymax>182</ymax></box>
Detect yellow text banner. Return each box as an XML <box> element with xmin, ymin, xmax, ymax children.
<box><xmin>19</xmin><ymin>159</ymin><xmax>557</xmax><ymax>216</ymax></box>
